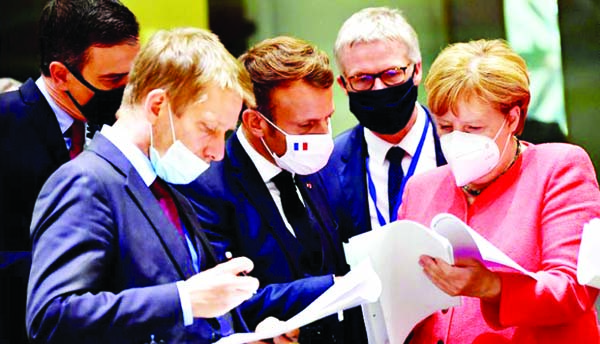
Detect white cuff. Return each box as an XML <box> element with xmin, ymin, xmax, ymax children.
<box><xmin>176</xmin><ymin>281</ymin><xmax>194</xmax><ymax>326</ymax></box>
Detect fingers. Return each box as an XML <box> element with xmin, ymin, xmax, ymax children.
<box><xmin>275</xmin><ymin>328</ymin><xmax>300</xmax><ymax>344</ymax></box>
<box><xmin>212</xmin><ymin>256</ymin><xmax>254</xmax><ymax>276</ymax></box>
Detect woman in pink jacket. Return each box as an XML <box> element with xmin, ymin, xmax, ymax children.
<box><xmin>398</xmin><ymin>39</ymin><xmax>600</xmax><ymax>343</ymax></box>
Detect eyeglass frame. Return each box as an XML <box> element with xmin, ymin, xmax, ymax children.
<box><xmin>342</xmin><ymin>64</ymin><xmax>413</xmax><ymax>92</ymax></box>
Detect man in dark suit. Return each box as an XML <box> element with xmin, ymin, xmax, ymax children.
<box><xmin>0</xmin><ymin>1</ymin><xmax>139</xmax><ymax>342</ymax></box>
<box><xmin>324</xmin><ymin>7</ymin><xmax>446</xmax><ymax>241</ymax></box>
<box><xmin>26</xmin><ymin>28</ymin><xmax>333</xmax><ymax>344</ymax></box>
<box><xmin>177</xmin><ymin>36</ymin><xmax>365</xmax><ymax>343</ymax></box>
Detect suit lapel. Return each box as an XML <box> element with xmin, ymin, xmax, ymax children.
<box><xmin>338</xmin><ymin>126</ymin><xmax>371</xmax><ymax>236</ymax></box>
<box><xmin>173</xmin><ymin>188</ymin><xmax>220</xmax><ymax>268</ymax></box>
<box><xmin>227</xmin><ymin>136</ymin><xmax>304</xmax><ymax>274</ymax></box>
<box><xmin>21</xmin><ymin>79</ymin><xmax>69</xmax><ymax>165</ymax></box>
<box><xmin>88</xmin><ymin>134</ymin><xmax>194</xmax><ymax>279</ymax></box>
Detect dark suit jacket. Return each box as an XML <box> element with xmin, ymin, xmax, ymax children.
<box><xmin>0</xmin><ymin>78</ymin><xmax>68</xmax><ymax>343</ymax></box>
<box><xmin>26</xmin><ymin>134</ymin><xmax>332</xmax><ymax>344</ymax></box>
<box><xmin>324</xmin><ymin>106</ymin><xmax>447</xmax><ymax>242</ymax></box>
<box><xmin>177</xmin><ymin>134</ymin><xmax>368</xmax><ymax>343</ymax></box>
<box><xmin>178</xmin><ymin>134</ymin><xmax>349</xmax><ymax>285</ymax></box>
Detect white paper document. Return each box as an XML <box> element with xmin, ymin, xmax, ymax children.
<box><xmin>344</xmin><ymin>213</ymin><xmax>536</xmax><ymax>344</ymax></box>
<box><xmin>214</xmin><ymin>259</ymin><xmax>382</xmax><ymax>344</ymax></box>
<box><xmin>430</xmin><ymin>213</ymin><xmax>536</xmax><ymax>278</ymax></box>
<box><xmin>577</xmin><ymin>218</ymin><xmax>600</xmax><ymax>289</ymax></box>
<box><xmin>344</xmin><ymin>219</ymin><xmax>460</xmax><ymax>344</ymax></box>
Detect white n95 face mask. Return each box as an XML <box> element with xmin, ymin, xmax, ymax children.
<box><xmin>259</xmin><ymin>113</ymin><xmax>334</xmax><ymax>175</ymax></box>
<box><xmin>149</xmin><ymin>104</ymin><xmax>210</xmax><ymax>184</ymax></box>
<box><xmin>440</xmin><ymin>119</ymin><xmax>508</xmax><ymax>187</ymax></box>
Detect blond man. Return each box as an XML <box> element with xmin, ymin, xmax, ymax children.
<box><xmin>26</xmin><ymin>28</ymin><xmax>334</xmax><ymax>344</ymax></box>
<box><xmin>325</xmin><ymin>7</ymin><xmax>447</xmax><ymax>241</ymax></box>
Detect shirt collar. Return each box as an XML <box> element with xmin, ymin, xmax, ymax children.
<box><xmin>100</xmin><ymin>124</ymin><xmax>157</xmax><ymax>187</ymax></box>
<box><xmin>364</xmin><ymin>102</ymin><xmax>427</xmax><ymax>166</ymax></box>
<box><xmin>236</xmin><ymin>127</ymin><xmax>282</xmax><ymax>183</ymax></box>
<box><xmin>36</xmin><ymin>77</ymin><xmax>73</xmax><ymax>135</ymax></box>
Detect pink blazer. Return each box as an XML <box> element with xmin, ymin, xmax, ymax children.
<box><xmin>398</xmin><ymin>142</ymin><xmax>600</xmax><ymax>343</ymax></box>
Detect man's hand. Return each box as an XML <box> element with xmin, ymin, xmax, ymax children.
<box><xmin>250</xmin><ymin>317</ymin><xmax>300</xmax><ymax>344</ymax></box>
<box><xmin>418</xmin><ymin>255</ymin><xmax>501</xmax><ymax>302</ymax></box>
<box><xmin>181</xmin><ymin>257</ymin><xmax>259</xmax><ymax>318</ymax></box>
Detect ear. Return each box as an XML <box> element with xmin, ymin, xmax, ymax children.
<box><xmin>337</xmin><ymin>75</ymin><xmax>348</xmax><ymax>95</ymax></box>
<box><xmin>48</xmin><ymin>61</ymin><xmax>71</xmax><ymax>91</ymax></box>
<box><xmin>412</xmin><ymin>61</ymin><xmax>423</xmax><ymax>86</ymax></box>
<box><xmin>144</xmin><ymin>89</ymin><xmax>167</xmax><ymax>124</ymax></box>
<box><xmin>507</xmin><ymin>106</ymin><xmax>521</xmax><ymax>134</ymax></box>
<box><xmin>242</xmin><ymin>109</ymin><xmax>267</xmax><ymax>138</ymax></box>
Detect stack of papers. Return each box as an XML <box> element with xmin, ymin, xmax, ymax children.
<box><xmin>215</xmin><ymin>259</ymin><xmax>382</xmax><ymax>344</ymax></box>
<box><xmin>344</xmin><ymin>213</ymin><xmax>536</xmax><ymax>344</ymax></box>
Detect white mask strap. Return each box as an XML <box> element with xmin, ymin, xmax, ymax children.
<box><xmin>257</xmin><ymin>111</ymin><xmax>289</xmax><ymax>136</ymax></box>
<box><xmin>167</xmin><ymin>103</ymin><xmax>177</xmax><ymax>143</ymax></box>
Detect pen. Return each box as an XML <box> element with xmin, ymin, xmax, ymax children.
<box><xmin>225</xmin><ymin>251</ymin><xmax>248</xmax><ymax>276</ymax></box>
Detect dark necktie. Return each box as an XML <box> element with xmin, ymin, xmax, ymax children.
<box><xmin>387</xmin><ymin>146</ymin><xmax>405</xmax><ymax>222</ymax></box>
<box><xmin>149</xmin><ymin>177</ymin><xmax>184</xmax><ymax>239</ymax></box>
<box><xmin>272</xmin><ymin>171</ymin><xmax>322</xmax><ymax>270</ymax></box>
<box><xmin>68</xmin><ymin>120</ymin><xmax>85</xmax><ymax>159</ymax></box>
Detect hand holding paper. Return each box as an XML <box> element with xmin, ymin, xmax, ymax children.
<box><xmin>214</xmin><ymin>260</ymin><xmax>381</xmax><ymax>344</ymax></box>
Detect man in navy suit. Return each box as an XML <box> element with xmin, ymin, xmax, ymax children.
<box><xmin>325</xmin><ymin>7</ymin><xmax>446</xmax><ymax>241</ymax></box>
<box><xmin>0</xmin><ymin>1</ymin><xmax>139</xmax><ymax>342</ymax></box>
<box><xmin>177</xmin><ymin>36</ymin><xmax>365</xmax><ymax>344</ymax></box>
<box><xmin>26</xmin><ymin>28</ymin><xmax>333</xmax><ymax>344</ymax></box>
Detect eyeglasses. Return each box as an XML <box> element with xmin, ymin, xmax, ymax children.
<box><xmin>345</xmin><ymin>65</ymin><xmax>412</xmax><ymax>92</ymax></box>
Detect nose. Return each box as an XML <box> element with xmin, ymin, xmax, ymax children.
<box><xmin>204</xmin><ymin>137</ymin><xmax>226</xmax><ymax>162</ymax></box>
<box><xmin>372</xmin><ymin>77</ymin><xmax>387</xmax><ymax>91</ymax></box>
<box><xmin>316</xmin><ymin>118</ymin><xmax>330</xmax><ymax>134</ymax></box>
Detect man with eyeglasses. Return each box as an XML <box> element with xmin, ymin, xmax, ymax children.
<box><xmin>324</xmin><ymin>7</ymin><xmax>446</xmax><ymax>241</ymax></box>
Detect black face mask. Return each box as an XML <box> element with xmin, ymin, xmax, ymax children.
<box><xmin>348</xmin><ymin>77</ymin><xmax>418</xmax><ymax>135</ymax></box>
<box><xmin>65</xmin><ymin>65</ymin><xmax>124</xmax><ymax>131</ymax></box>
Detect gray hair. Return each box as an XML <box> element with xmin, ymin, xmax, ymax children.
<box><xmin>334</xmin><ymin>7</ymin><xmax>421</xmax><ymax>73</ymax></box>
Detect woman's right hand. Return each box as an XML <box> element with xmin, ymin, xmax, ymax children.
<box><xmin>419</xmin><ymin>255</ymin><xmax>502</xmax><ymax>302</ymax></box>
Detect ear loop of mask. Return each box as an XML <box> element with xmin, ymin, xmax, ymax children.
<box><xmin>256</xmin><ymin>111</ymin><xmax>284</xmax><ymax>158</ymax></box>
<box><xmin>494</xmin><ymin>117</ymin><xmax>512</xmax><ymax>161</ymax></box>
<box><xmin>147</xmin><ymin>91</ymin><xmax>177</xmax><ymax>153</ymax></box>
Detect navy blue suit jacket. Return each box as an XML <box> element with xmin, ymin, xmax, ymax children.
<box><xmin>0</xmin><ymin>78</ymin><xmax>68</xmax><ymax>343</ymax></box>
<box><xmin>177</xmin><ymin>133</ymin><xmax>368</xmax><ymax>343</ymax></box>
<box><xmin>27</xmin><ymin>133</ymin><xmax>332</xmax><ymax>344</ymax></box>
<box><xmin>324</xmin><ymin>106</ymin><xmax>447</xmax><ymax>242</ymax></box>
<box><xmin>178</xmin><ymin>134</ymin><xmax>349</xmax><ymax>285</ymax></box>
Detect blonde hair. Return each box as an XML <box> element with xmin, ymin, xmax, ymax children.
<box><xmin>334</xmin><ymin>7</ymin><xmax>421</xmax><ymax>74</ymax></box>
<box><xmin>425</xmin><ymin>39</ymin><xmax>530</xmax><ymax>134</ymax></box>
<box><xmin>0</xmin><ymin>78</ymin><xmax>22</xmax><ymax>93</ymax></box>
<box><xmin>239</xmin><ymin>36</ymin><xmax>333</xmax><ymax>118</ymax></box>
<box><xmin>123</xmin><ymin>27</ymin><xmax>255</xmax><ymax>114</ymax></box>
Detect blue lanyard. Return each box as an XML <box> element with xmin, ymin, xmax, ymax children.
<box><xmin>365</xmin><ymin>112</ymin><xmax>430</xmax><ymax>226</ymax></box>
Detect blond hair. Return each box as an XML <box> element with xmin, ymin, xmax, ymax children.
<box><xmin>334</xmin><ymin>7</ymin><xmax>421</xmax><ymax>74</ymax></box>
<box><xmin>123</xmin><ymin>27</ymin><xmax>255</xmax><ymax>114</ymax></box>
<box><xmin>0</xmin><ymin>78</ymin><xmax>22</xmax><ymax>93</ymax></box>
<box><xmin>425</xmin><ymin>39</ymin><xmax>530</xmax><ymax>134</ymax></box>
<box><xmin>239</xmin><ymin>36</ymin><xmax>333</xmax><ymax>118</ymax></box>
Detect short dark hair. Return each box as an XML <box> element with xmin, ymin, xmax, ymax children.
<box><xmin>39</xmin><ymin>0</ymin><xmax>139</xmax><ymax>76</ymax></box>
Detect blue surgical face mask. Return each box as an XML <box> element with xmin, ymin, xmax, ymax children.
<box><xmin>149</xmin><ymin>104</ymin><xmax>210</xmax><ymax>184</ymax></box>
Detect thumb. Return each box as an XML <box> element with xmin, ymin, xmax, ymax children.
<box><xmin>213</xmin><ymin>256</ymin><xmax>254</xmax><ymax>276</ymax></box>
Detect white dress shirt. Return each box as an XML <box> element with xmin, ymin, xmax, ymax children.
<box><xmin>364</xmin><ymin>103</ymin><xmax>438</xmax><ymax>230</ymax></box>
